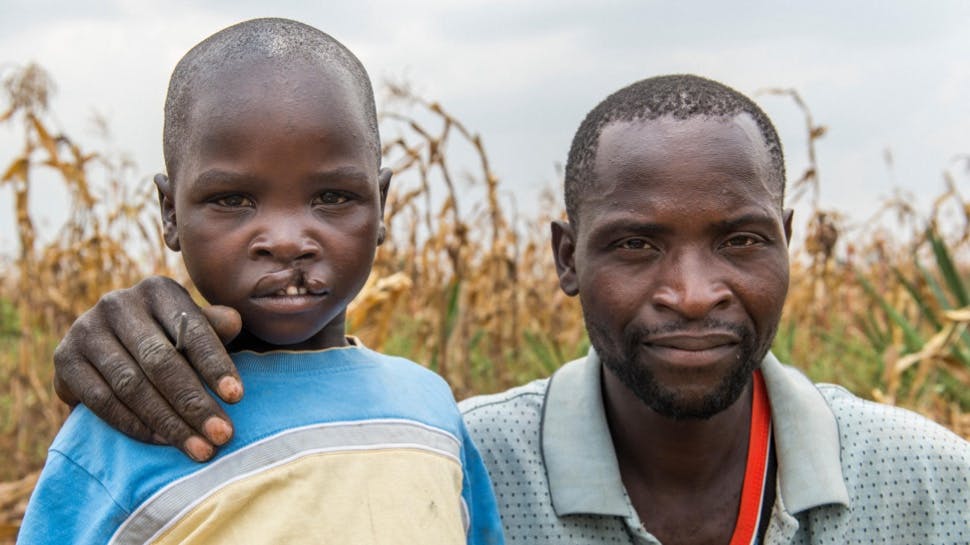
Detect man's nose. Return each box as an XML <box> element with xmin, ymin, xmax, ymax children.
<box><xmin>248</xmin><ymin>213</ymin><xmax>322</xmax><ymax>263</ymax></box>
<box><xmin>650</xmin><ymin>250</ymin><xmax>732</xmax><ymax>319</ymax></box>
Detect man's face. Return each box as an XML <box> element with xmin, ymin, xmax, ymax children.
<box><xmin>553</xmin><ymin>114</ymin><xmax>792</xmax><ymax>419</ymax></box>
<box><xmin>158</xmin><ymin>61</ymin><xmax>387</xmax><ymax>350</ymax></box>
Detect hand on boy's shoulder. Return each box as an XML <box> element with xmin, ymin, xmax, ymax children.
<box><xmin>52</xmin><ymin>275</ymin><xmax>245</xmax><ymax>462</ymax></box>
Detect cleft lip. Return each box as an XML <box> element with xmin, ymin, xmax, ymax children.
<box><xmin>251</xmin><ymin>269</ymin><xmax>329</xmax><ymax>298</ymax></box>
<box><xmin>644</xmin><ymin>331</ymin><xmax>740</xmax><ymax>351</ymax></box>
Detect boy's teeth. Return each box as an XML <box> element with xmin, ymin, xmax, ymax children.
<box><xmin>270</xmin><ymin>286</ymin><xmax>309</xmax><ymax>297</ymax></box>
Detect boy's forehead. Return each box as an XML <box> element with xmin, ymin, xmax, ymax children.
<box><xmin>170</xmin><ymin>58</ymin><xmax>376</xmax><ymax>178</ymax></box>
<box><xmin>184</xmin><ymin>59</ymin><xmax>369</xmax><ymax>136</ymax></box>
<box><xmin>191</xmin><ymin>57</ymin><xmax>360</xmax><ymax>106</ymax></box>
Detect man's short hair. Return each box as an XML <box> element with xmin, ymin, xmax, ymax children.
<box><xmin>564</xmin><ymin>74</ymin><xmax>785</xmax><ymax>224</ymax></box>
<box><xmin>163</xmin><ymin>18</ymin><xmax>380</xmax><ymax>176</ymax></box>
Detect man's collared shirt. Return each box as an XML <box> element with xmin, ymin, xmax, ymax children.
<box><xmin>459</xmin><ymin>350</ymin><xmax>970</xmax><ymax>544</ymax></box>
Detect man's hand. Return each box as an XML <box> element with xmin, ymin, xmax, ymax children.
<box><xmin>53</xmin><ymin>276</ymin><xmax>244</xmax><ymax>462</ymax></box>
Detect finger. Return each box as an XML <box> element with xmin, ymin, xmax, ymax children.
<box><xmin>80</xmin><ymin>331</ymin><xmax>218</xmax><ymax>461</ymax></box>
<box><xmin>52</xmin><ymin>369</ymin><xmax>80</xmax><ymax>408</ymax></box>
<box><xmin>52</xmin><ymin>343</ymin><xmax>154</xmax><ymax>442</ymax></box>
<box><xmin>201</xmin><ymin>305</ymin><xmax>242</xmax><ymax>346</ymax></box>
<box><xmin>172</xmin><ymin>305</ymin><xmax>244</xmax><ymax>404</ymax></box>
<box><xmin>101</xmin><ymin>278</ymin><xmax>236</xmax><ymax>446</ymax></box>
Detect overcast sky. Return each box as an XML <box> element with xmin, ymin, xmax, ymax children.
<box><xmin>1</xmin><ymin>0</ymin><xmax>969</xmax><ymax>254</ymax></box>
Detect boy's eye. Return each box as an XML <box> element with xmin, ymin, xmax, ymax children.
<box><xmin>313</xmin><ymin>191</ymin><xmax>350</xmax><ymax>206</ymax></box>
<box><xmin>214</xmin><ymin>195</ymin><xmax>255</xmax><ymax>208</ymax></box>
<box><xmin>617</xmin><ymin>238</ymin><xmax>654</xmax><ymax>250</ymax></box>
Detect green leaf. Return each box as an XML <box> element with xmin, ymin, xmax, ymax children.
<box><xmin>522</xmin><ymin>330</ymin><xmax>559</xmax><ymax>375</ymax></box>
<box><xmin>928</xmin><ymin>229</ymin><xmax>969</xmax><ymax>307</ymax></box>
<box><xmin>892</xmin><ymin>265</ymin><xmax>941</xmax><ymax>329</ymax></box>
<box><xmin>857</xmin><ymin>273</ymin><xmax>924</xmax><ymax>353</ymax></box>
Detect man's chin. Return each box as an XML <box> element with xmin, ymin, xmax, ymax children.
<box><xmin>639</xmin><ymin>386</ymin><xmax>742</xmax><ymax>420</ymax></box>
<box><xmin>602</xmin><ymin>355</ymin><xmax>757</xmax><ymax>420</ymax></box>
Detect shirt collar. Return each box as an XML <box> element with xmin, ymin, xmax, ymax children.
<box><xmin>541</xmin><ymin>348</ymin><xmax>631</xmax><ymax>516</ymax></box>
<box><xmin>541</xmin><ymin>349</ymin><xmax>850</xmax><ymax>517</ymax></box>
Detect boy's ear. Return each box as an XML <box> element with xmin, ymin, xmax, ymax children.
<box><xmin>376</xmin><ymin>167</ymin><xmax>392</xmax><ymax>246</ymax></box>
<box><xmin>154</xmin><ymin>173</ymin><xmax>180</xmax><ymax>251</ymax></box>
<box><xmin>550</xmin><ymin>220</ymin><xmax>579</xmax><ymax>297</ymax></box>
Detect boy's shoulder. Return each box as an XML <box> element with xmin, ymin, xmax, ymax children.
<box><xmin>44</xmin><ymin>403</ymin><xmax>200</xmax><ymax>514</ymax></box>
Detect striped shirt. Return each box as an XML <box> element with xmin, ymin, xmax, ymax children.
<box><xmin>21</xmin><ymin>345</ymin><xmax>505</xmax><ymax>545</ymax></box>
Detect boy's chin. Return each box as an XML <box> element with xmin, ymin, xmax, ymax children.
<box><xmin>229</xmin><ymin>326</ymin><xmax>337</xmax><ymax>352</ymax></box>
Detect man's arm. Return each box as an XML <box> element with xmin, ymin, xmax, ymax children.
<box><xmin>53</xmin><ymin>276</ymin><xmax>243</xmax><ymax>461</ymax></box>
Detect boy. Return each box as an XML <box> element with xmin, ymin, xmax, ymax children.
<box><xmin>19</xmin><ymin>18</ymin><xmax>503</xmax><ymax>545</ymax></box>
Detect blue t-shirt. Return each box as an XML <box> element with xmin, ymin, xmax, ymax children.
<box><xmin>20</xmin><ymin>345</ymin><xmax>504</xmax><ymax>545</ymax></box>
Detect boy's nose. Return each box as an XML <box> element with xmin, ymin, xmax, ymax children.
<box><xmin>248</xmin><ymin>220</ymin><xmax>322</xmax><ymax>263</ymax></box>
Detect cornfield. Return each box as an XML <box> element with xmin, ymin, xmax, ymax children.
<box><xmin>1</xmin><ymin>64</ymin><xmax>968</xmax><ymax>540</ymax></box>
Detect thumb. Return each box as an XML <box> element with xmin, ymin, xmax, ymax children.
<box><xmin>201</xmin><ymin>305</ymin><xmax>242</xmax><ymax>346</ymax></box>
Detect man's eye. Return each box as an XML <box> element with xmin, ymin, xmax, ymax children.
<box><xmin>314</xmin><ymin>192</ymin><xmax>350</xmax><ymax>205</ymax></box>
<box><xmin>214</xmin><ymin>195</ymin><xmax>254</xmax><ymax>207</ymax></box>
<box><xmin>723</xmin><ymin>235</ymin><xmax>761</xmax><ymax>248</ymax></box>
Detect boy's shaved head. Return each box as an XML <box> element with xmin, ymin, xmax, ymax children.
<box><xmin>564</xmin><ymin>74</ymin><xmax>785</xmax><ymax>224</ymax></box>
<box><xmin>163</xmin><ymin>17</ymin><xmax>380</xmax><ymax>175</ymax></box>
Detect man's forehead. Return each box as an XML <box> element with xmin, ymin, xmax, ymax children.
<box><xmin>596</xmin><ymin>113</ymin><xmax>766</xmax><ymax>158</ymax></box>
<box><xmin>572</xmin><ymin>113</ymin><xmax>780</xmax><ymax>222</ymax></box>
<box><xmin>591</xmin><ymin>114</ymin><xmax>774</xmax><ymax>189</ymax></box>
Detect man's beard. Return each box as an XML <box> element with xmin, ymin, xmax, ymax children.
<box><xmin>589</xmin><ymin>318</ymin><xmax>769</xmax><ymax>420</ymax></box>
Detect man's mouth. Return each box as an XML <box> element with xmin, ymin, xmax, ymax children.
<box><xmin>645</xmin><ymin>332</ymin><xmax>740</xmax><ymax>351</ymax></box>
<box><xmin>638</xmin><ymin>331</ymin><xmax>742</xmax><ymax>368</ymax></box>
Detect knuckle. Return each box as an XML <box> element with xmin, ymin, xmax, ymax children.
<box><xmin>150</xmin><ymin>411</ymin><xmax>191</xmax><ymax>440</ymax></box>
<box><xmin>136</xmin><ymin>336</ymin><xmax>177</xmax><ymax>373</ymax></box>
<box><xmin>97</xmin><ymin>290</ymin><xmax>127</xmax><ymax>316</ymax></box>
<box><xmin>140</xmin><ymin>275</ymin><xmax>167</xmax><ymax>290</ymax></box>
<box><xmin>80</xmin><ymin>383</ymin><xmax>115</xmax><ymax>415</ymax></box>
<box><xmin>56</xmin><ymin>314</ymin><xmax>93</xmax><ymax>353</ymax></box>
<box><xmin>52</xmin><ymin>341</ymin><xmax>73</xmax><ymax>369</ymax></box>
<box><xmin>172</xmin><ymin>390</ymin><xmax>212</xmax><ymax>420</ymax></box>
<box><xmin>107</xmin><ymin>365</ymin><xmax>146</xmax><ymax>402</ymax></box>
<box><xmin>141</xmin><ymin>275</ymin><xmax>181</xmax><ymax>296</ymax></box>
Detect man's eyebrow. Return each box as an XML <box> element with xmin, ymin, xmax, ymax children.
<box><xmin>590</xmin><ymin>219</ymin><xmax>673</xmax><ymax>238</ymax></box>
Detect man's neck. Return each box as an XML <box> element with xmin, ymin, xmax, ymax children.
<box><xmin>602</xmin><ymin>365</ymin><xmax>754</xmax><ymax>544</ymax></box>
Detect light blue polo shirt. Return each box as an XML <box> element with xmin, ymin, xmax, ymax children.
<box><xmin>460</xmin><ymin>349</ymin><xmax>969</xmax><ymax>544</ymax></box>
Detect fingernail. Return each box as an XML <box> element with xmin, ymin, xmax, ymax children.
<box><xmin>204</xmin><ymin>417</ymin><xmax>232</xmax><ymax>445</ymax></box>
<box><xmin>184</xmin><ymin>436</ymin><xmax>213</xmax><ymax>462</ymax></box>
<box><xmin>218</xmin><ymin>376</ymin><xmax>243</xmax><ymax>402</ymax></box>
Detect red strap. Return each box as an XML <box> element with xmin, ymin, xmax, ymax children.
<box><xmin>728</xmin><ymin>370</ymin><xmax>772</xmax><ymax>545</ymax></box>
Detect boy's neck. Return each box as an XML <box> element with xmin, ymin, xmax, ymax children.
<box><xmin>228</xmin><ymin>326</ymin><xmax>351</xmax><ymax>353</ymax></box>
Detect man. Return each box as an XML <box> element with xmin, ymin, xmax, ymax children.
<box><xmin>53</xmin><ymin>75</ymin><xmax>969</xmax><ymax>544</ymax></box>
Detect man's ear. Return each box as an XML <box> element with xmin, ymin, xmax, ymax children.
<box><xmin>154</xmin><ymin>173</ymin><xmax>180</xmax><ymax>251</ymax></box>
<box><xmin>376</xmin><ymin>167</ymin><xmax>392</xmax><ymax>246</ymax></box>
<box><xmin>783</xmin><ymin>208</ymin><xmax>794</xmax><ymax>245</ymax></box>
<box><xmin>550</xmin><ymin>220</ymin><xmax>579</xmax><ymax>297</ymax></box>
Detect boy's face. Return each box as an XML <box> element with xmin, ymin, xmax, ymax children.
<box><xmin>157</xmin><ymin>60</ymin><xmax>388</xmax><ymax>351</ymax></box>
